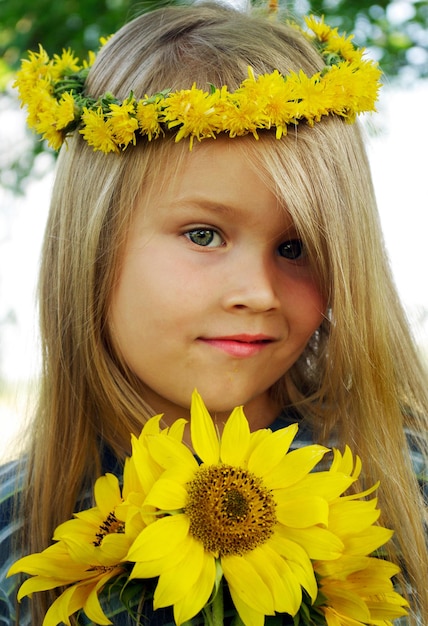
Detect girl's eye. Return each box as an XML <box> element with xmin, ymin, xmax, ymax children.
<box><xmin>278</xmin><ymin>239</ymin><xmax>306</xmax><ymax>260</ymax></box>
<box><xmin>185</xmin><ymin>228</ymin><xmax>224</xmax><ymax>247</ymax></box>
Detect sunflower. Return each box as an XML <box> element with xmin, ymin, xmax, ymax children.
<box><xmin>8</xmin><ymin>473</ymin><xmax>132</xmax><ymax>625</ymax></box>
<box><xmin>126</xmin><ymin>390</ymin><xmax>362</xmax><ymax>626</ymax></box>
<box><xmin>7</xmin><ymin>416</ymin><xmax>185</xmax><ymax>626</ymax></box>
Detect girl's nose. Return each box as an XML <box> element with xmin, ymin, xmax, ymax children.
<box><xmin>220</xmin><ymin>253</ymin><xmax>281</xmax><ymax>313</ymax></box>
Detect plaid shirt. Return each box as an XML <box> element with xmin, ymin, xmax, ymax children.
<box><xmin>1</xmin><ymin>412</ymin><xmax>426</xmax><ymax>625</ymax></box>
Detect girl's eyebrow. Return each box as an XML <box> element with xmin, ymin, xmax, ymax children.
<box><xmin>170</xmin><ymin>198</ymin><xmax>237</xmax><ymax>216</ymax></box>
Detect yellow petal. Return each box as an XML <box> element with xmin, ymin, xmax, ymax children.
<box><xmin>321</xmin><ymin>585</ymin><xmax>371</xmax><ymax>623</ymax></box>
<box><xmin>228</xmin><ymin>587</ymin><xmax>265</xmax><ymax>626</ymax></box>
<box><xmin>247</xmin><ymin>424</ymin><xmax>298</xmax><ymax>476</ymax></box>
<box><xmin>166</xmin><ymin>417</ymin><xmax>187</xmax><ymax>440</ymax></box>
<box><xmin>17</xmin><ymin>576</ymin><xmax>69</xmax><ymax>600</ymax></box>
<box><xmin>95</xmin><ymin>533</ymin><xmax>130</xmax><ymax>564</ymax></box>
<box><xmin>129</xmin><ymin>434</ymin><xmax>164</xmax><ymax>494</ymax></box>
<box><xmin>154</xmin><ymin>538</ymin><xmax>208</xmax><ymax>607</ymax></box>
<box><xmin>140</xmin><ymin>413</ymin><xmax>163</xmax><ymax>436</ymax></box>
<box><xmin>190</xmin><ymin>389</ymin><xmax>220</xmax><ymax>464</ymax></box>
<box><xmin>220</xmin><ymin>405</ymin><xmax>250</xmax><ymax>465</ymax></box>
<box><xmin>127</xmin><ymin>514</ymin><xmax>190</xmax><ymax>563</ymax></box>
<box><xmin>284</xmin><ymin>471</ymin><xmax>354</xmax><ymax>502</ymax></box>
<box><xmin>122</xmin><ymin>455</ymin><xmax>142</xmax><ymax>499</ymax></box>
<box><xmin>146</xmin><ymin>433</ymin><xmax>197</xmax><ymax>471</ymax></box>
<box><xmin>43</xmin><ymin>586</ymin><xmax>78</xmax><ymax>626</ymax></box>
<box><xmin>262</xmin><ymin>445</ymin><xmax>329</xmax><ymax>489</ymax></box>
<box><xmin>269</xmin><ymin>532</ymin><xmax>317</xmax><ymax>601</ymax></box>
<box><xmin>284</xmin><ymin>526</ymin><xmax>344</xmax><ymax>560</ymax></box>
<box><xmin>84</xmin><ymin>570</ymin><xmax>120</xmax><ymax>624</ymax></box>
<box><xmin>276</xmin><ymin>496</ymin><xmax>329</xmax><ymax>528</ymax></box>
<box><xmin>42</xmin><ymin>578</ymin><xmax>112</xmax><ymax>626</ymax></box>
<box><xmin>144</xmin><ymin>478</ymin><xmax>188</xmax><ymax>510</ymax></box>
<box><xmin>221</xmin><ymin>554</ymin><xmax>275</xmax><ymax>614</ymax></box>
<box><xmin>315</xmin><ymin>554</ymin><xmax>370</xmax><ymax>580</ymax></box>
<box><xmin>94</xmin><ymin>473</ymin><xmax>122</xmax><ymax>517</ymax></box>
<box><xmin>345</xmin><ymin>526</ymin><xmax>393</xmax><ymax>556</ymax></box>
<box><xmin>245</xmin><ymin>545</ymin><xmax>302</xmax><ymax>615</ymax></box>
<box><xmin>328</xmin><ymin>498</ymin><xmax>380</xmax><ymax>536</ymax></box>
<box><xmin>172</xmin><ymin>551</ymin><xmax>217</xmax><ymax>625</ymax></box>
<box><xmin>366</xmin><ymin>594</ymin><xmax>409</xmax><ymax>620</ymax></box>
<box><xmin>8</xmin><ymin>544</ymin><xmax>80</xmax><ymax>579</ymax></box>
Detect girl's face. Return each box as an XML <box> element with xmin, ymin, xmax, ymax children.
<box><xmin>109</xmin><ymin>139</ymin><xmax>326</xmax><ymax>429</ymax></box>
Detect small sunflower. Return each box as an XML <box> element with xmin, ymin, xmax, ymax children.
<box><xmin>8</xmin><ymin>473</ymin><xmax>134</xmax><ymax>625</ymax></box>
<box><xmin>7</xmin><ymin>414</ymin><xmax>183</xmax><ymax>626</ymax></box>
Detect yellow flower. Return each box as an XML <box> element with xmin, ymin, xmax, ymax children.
<box><xmin>80</xmin><ymin>107</ymin><xmax>119</xmax><ymax>153</ymax></box>
<box><xmin>8</xmin><ymin>473</ymin><xmax>139</xmax><ymax>626</ymax></box>
<box><xmin>304</xmin><ymin>15</ymin><xmax>336</xmax><ymax>43</ymax></box>
<box><xmin>8</xmin><ymin>414</ymin><xmax>188</xmax><ymax>626</ymax></box>
<box><xmin>126</xmin><ymin>390</ymin><xmax>359</xmax><ymax>626</ymax></box>
<box><xmin>312</xmin><ymin>448</ymin><xmax>409</xmax><ymax>625</ymax></box>
<box><xmin>136</xmin><ymin>98</ymin><xmax>163</xmax><ymax>140</ymax></box>
<box><xmin>51</xmin><ymin>48</ymin><xmax>82</xmax><ymax>80</ymax></box>
<box><xmin>162</xmin><ymin>84</ymin><xmax>222</xmax><ymax>147</ymax></box>
<box><xmin>107</xmin><ymin>100</ymin><xmax>139</xmax><ymax>148</ymax></box>
<box><xmin>320</xmin><ymin>558</ymin><xmax>409</xmax><ymax>625</ymax></box>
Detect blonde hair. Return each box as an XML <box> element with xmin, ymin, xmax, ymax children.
<box><xmin>20</xmin><ymin>3</ymin><xmax>427</xmax><ymax>623</ymax></box>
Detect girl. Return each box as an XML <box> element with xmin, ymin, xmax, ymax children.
<box><xmin>1</xmin><ymin>2</ymin><xmax>427</xmax><ymax>624</ymax></box>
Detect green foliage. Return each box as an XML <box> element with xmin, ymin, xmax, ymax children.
<box><xmin>1</xmin><ymin>0</ymin><xmax>427</xmax><ymax>192</ymax></box>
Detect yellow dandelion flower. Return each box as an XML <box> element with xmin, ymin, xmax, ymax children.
<box><xmin>304</xmin><ymin>15</ymin><xmax>337</xmax><ymax>43</ymax></box>
<box><xmin>247</xmin><ymin>70</ymin><xmax>299</xmax><ymax>137</ymax></box>
<box><xmin>324</xmin><ymin>33</ymin><xmax>360</xmax><ymax>64</ymax></box>
<box><xmin>107</xmin><ymin>100</ymin><xmax>139</xmax><ymax>148</ymax></box>
<box><xmin>55</xmin><ymin>92</ymin><xmax>77</xmax><ymax>130</ymax></box>
<box><xmin>126</xmin><ymin>390</ymin><xmax>359</xmax><ymax>626</ymax></box>
<box><xmin>162</xmin><ymin>85</ymin><xmax>221</xmax><ymax>146</ymax></box>
<box><xmin>51</xmin><ymin>48</ymin><xmax>81</xmax><ymax>80</ymax></box>
<box><xmin>291</xmin><ymin>70</ymin><xmax>332</xmax><ymax>125</ymax></box>
<box><xmin>80</xmin><ymin>107</ymin><xmax>118</xmax><ymax>153</ymax></box>
<box><xmin>136</xmin><ymin>99</ymin><xmax>163</xmax><ymax>140</ymax></box>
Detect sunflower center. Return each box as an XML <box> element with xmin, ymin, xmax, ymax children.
<box><xmin>93</xmin><ymin>511</ymin><xmax>125</xmax><ymax>547</ymax></box>
<box><xmin>185</xmin><ymin>464</ymin><xmax>276</xmax><ymax>556</ymax></box>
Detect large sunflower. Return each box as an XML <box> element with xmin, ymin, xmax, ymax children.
<box><xmin>126</xmin><ymin>391</ymin><xmax>366</xmax><ymax>626</ymax></box>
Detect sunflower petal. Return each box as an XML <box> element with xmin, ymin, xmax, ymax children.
<box><xmin>84</xmin><ymin>570</ymin><xmax>120</xmax><ymax>624</ymax></box>
<box><xmin>263</xmin><ymin>445</ymin><xmax>329</xmax><ymax>489</ymax></box>
<box><xmin>94</xmin><ymin>473</ymin><xmax>122</xmax><ymax>517</ymax></box>
<box><xmin>190</xmin><ymin>389</ymin><xmax>220</xmax><ymax>464</ymax></box>
<box><xmin>247</xmin><ymin>424</ymin><xmax>299</xmax><ymax>476</ymax></box>
<box><xmin>228</xmin><ymin>587</ymin><xmax>265</xmax><ymax>626</ymax></box>
<box><xmin>172</xmin><ymin>551</ymin><xmax>217</xmax><ymax>625</ymax></box>
<box><xmin>221</xmin><ymin>554</ymin><xmax>275</xmax><ymax>614</ymax></box>
<box><xmin>144</xmin><ymin>478</ymin><xmax>188</xmax><ymax>510</ymax></box>
<box><xmin>154</xmin><ymin>538</ymin><xmax>207</xmax><ymax>607</ymax></box>
<box><xmin>245</xmin><ymin>545</ymin><xmax>302</xmax><ymax>615</ymax></box>
<box><xmin>127</xmin><ymin>514</ymin><xmax>190</xmax><ymax>562</ymax></box>
<box><xmin>276</xmin><ymin>495</ymin><xmax>329</xmax><ymax>527</ymax></box>
<box><xmin>220</xmin><ymin>405</ymin><xmax>250</xmax><ymax>465</ymax></box>
<box><xmin>284</xmin><ymin>526</ymin><xmax>344</xmax><ymax>560</ymax></box>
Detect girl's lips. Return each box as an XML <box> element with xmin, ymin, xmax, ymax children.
<box><xmin>198</xmin><ymin>334</ymin><xmax>274</xmax><ymax>358</ymax></box>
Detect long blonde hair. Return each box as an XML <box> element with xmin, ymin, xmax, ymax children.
<box><xmin>21</xmin><ymin>3</ymin><xmax>428</xmax><ymax>623</ymax></box>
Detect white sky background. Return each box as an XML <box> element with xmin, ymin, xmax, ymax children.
<box><xmin>0</xmin><ymin>80</ymin><xmax>428</xmax><ymax>460</ymax></box>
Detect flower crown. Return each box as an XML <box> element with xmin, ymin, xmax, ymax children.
<box><xmin>14</xmin><ymin>15</ymin><xmax>382</xmax><ymax>154</ymax></box>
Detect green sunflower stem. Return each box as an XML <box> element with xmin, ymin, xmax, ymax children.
<box><xmin>212</xmin><ymin>580</ymin><xmax>224</xmax><ymax>626</ymax></box>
